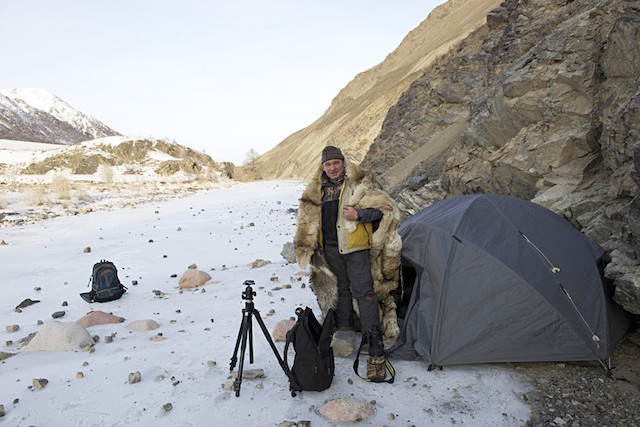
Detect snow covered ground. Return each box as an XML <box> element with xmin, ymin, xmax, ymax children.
<box><xmin>0</xmin><ymin>180</ymin><xmax>531</xmax><ymax>426</ymax></box>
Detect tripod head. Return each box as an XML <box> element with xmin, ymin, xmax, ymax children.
<box><xmin>242</xmin><ymin>280</ymin><xmax>256</xmax><ymax>301</ymax></box>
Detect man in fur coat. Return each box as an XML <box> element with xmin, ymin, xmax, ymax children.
<box><xmin>294</xmin><ymin>145</ymin><xmax>402</xmax><ymax>381</ymax></box>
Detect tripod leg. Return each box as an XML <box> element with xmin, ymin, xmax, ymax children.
<box><xmin>229</xmin><ymin>309</ymin><xmax>247</xmax><ymax>372</ymax></box>
<box><xmin>234</xmin><ymin>312</ymin><xmax>251</xmax><ymax>397</ymax></box>
<box><xmin>253</xmin><ymin>310</ymin><xmax>290</xmax><ymax>376</ymax></box>
<box><xmin>248</xmin><ymin>311</ymin><xmax>254</xmax><ymax>364</ymax></box>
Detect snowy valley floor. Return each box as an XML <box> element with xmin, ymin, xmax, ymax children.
<box><xmin>0</xmin><ymin>180</ymin><xmax>535</xmax><ymax>426</ymax></box>
<box><xmin>2</xmin><ymin>180</ymin><xmax>639</xmax><ymax>426</ymax></box>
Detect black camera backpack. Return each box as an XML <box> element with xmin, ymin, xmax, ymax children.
<box><xmin>284</xmin><ymin>307</ymin><xmax>335</xmax><ymax>395</ymax></box>
<box><xmin>80</xmin><ymin>260</ymin><xmax>127</xmax><ymax>303</ymax></box>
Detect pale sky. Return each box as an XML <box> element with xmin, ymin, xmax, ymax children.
<box><xmin>1</xmin><ymin>1</ymin><xmax>444</xmax><ymax>164</ymax></box>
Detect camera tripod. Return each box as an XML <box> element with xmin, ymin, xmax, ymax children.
<box><xmin>229</xmin><ymin>280</ymin><xmax>291</xmax><ymax>397</ymax></box>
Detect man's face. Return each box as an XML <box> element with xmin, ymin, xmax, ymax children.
<box><xmin>322</xmin><ymin>159</ymin><xmax>345</xmax><ymax>181</ymax></box>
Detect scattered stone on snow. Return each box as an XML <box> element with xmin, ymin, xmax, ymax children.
<box><xmin>127</xmin><ymin>319</ymin><xmax>160</xmax><ymax>331</ymax></box>
<box><xmin>83</xmin><ymin>246</ymin><xmax>91</xmax><ymax>253</ymax></box>
<box><xmin>188</xmin><ymin>263</ymin><xmax>197</xmax><ymax>269</ymax></box>
<box><xmin>18</xmin><ymin>332</ymin><xmax>36</xmax><ymax>347</ymax></box>
<box><xmin>76</xmin><ymin>372</ymin><xmax>84</xmax><ymax>379</ymax></box>
<box><xmin>276</xmin><ymin>422</ymin><xmax>310</xmax><ymax>427</ymax></box>
<box><xmin>129</xmin><ymin>371</ymin><xmax>142</xmax><ymax>384</ymax></box>
<box><xmin>51</xmin><ymin>311</ymin><xmax>66</xmax><ymax>319</ymax></box>
<box><xmin>178</xmin><ymin>269</ymin><xmax>211</xmax><ymax>288</ymax></box>
<box><xmin>32</xmin><ymin>378</ymin><xmax>49</xmax><ymax>390</ymax></box>
<box><xmin>272</xmin><ymin>319</ymin><xmax>296</xmax><ymax>342</ymax></box>
<box><xmin>15</xmin><ymin>298</ymin><xmax>40</xmax><ymax>310</ymax></box>
<box><xmin>0</xmin><ymin>404</ymin><xmax>4</xmax><ymax>417</ymax></box>
<box><xmin>162</xmin><ymin>403</ymin><xmax>173</xmax><ymax>412</ymax></box>
<box><xmin>5</xmin><ymin>325</ymin><xmax>19</xmax><ymax>333</ymax></box>
<box><xmin>76</xmin><ymin>310</ymin><xmax>125</xmax><ymax>328</ymax></box>
<box><xmin>251</xmin><ymin>259</ymin><xmax>271</xmax><ymax>268</ymax></box>
<box><xmin>150</xmin><ymin>334</ymin><xmax>167</xmax><ymax>342</ymax></box>
<box><xmin>230</xmin><ymin>368</ymin><xmax>264</xmax><ymax>379</ymax></box>
<box><xmin>331</xmin><ymin>334</ymin><xmax>356</xmax><ymax>358</ymax></box>
<box><xmin>317</xmin><ymin>398</ymin><xmax>375</xmax><ymax>423</ymax></box>
<box><xmin>280</xmin><ymin>241</ymin><xmax>296</xmax><ymax>263</ymax></box>
<box><xmin>0</xmin><ymin>352</ymin><xmax>15</xmax><ymax>361</ymax></box>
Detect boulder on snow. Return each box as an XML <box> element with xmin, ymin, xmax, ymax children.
<box><xmin>280</xmin><ymin>242</ymin><xmax>296</xmax><ymax>263</ymax></box>
<box><xmin>24</xmin><ymin>321</ymin><xmax>93</xmax><ymax>352</ymax></box>
<box><xmin>178</xmin><ymin>269</ymin><xmax>211</xmax><ymax>288</ymax></box>
<box><xmin>317</xmin><ymin>398</ymin><xmax>375</xmax><ymax>423</ymax></box>
<box><xmin>76</xmin><ymin>311</ymin><xmax>125</xmax><ymax>328</ymax></box>
<box><xmin>127</xmin><ymin>319</ymin><xmax>160</xmax><ymax>331</ymax></box>
<box><xmin>272</xmin><ymin>319</ymin><xmax>296</xmax><ymax>342</ymax></box>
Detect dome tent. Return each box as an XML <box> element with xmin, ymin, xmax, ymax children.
<box><xmin>389</xmin><ymin>194</ymin><xmax>630</xmax><ymax>368</ymax></box>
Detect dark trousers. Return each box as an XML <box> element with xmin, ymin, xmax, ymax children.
<box><xmin>323</xmin><ymin>244</ymin><xmax>381</xmax><ymax>335</ymax></box>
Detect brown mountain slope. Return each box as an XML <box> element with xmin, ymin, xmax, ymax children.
<box><xmin>243</xmin><ymin>0</ymin><xmax>501</xmax><ymax>179</ymax></box>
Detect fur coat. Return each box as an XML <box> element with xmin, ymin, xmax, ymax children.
<box><xmin>294</xmin><ymin>160</ymin><xmax>402</xmax><ymax>343</ymax></box>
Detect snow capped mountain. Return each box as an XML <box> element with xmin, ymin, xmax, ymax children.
<box><xmin>0</xmin><ymin>88</ymin><xmax>120</xmax><ymax>145</ymax></box>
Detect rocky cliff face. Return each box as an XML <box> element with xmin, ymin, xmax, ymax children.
<box><xmin>364</xmin><ymin>0</ymin><xmax>640</xmax><ymax>314</ymax></box>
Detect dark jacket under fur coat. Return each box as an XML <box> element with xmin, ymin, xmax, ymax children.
<box><xmin>294</xmin><ymin>160</ymin><xmax>402</xmax><ymax>344</ymax></box>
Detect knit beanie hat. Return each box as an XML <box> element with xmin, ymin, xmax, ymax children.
<box><xmin>321</xmin><ymin>145</ymin><xmax>344</xmax><ymax>163</ymax></box>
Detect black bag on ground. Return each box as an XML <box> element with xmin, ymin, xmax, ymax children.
<box><xmin>284</xmin><ymin>307</ymin><xmax>335</xmax><ymax>394</ymax></box>
<box><xmin>80</xmin><ymin>260</ymin><xmax>127</xmax><ymax>303</ymax></box>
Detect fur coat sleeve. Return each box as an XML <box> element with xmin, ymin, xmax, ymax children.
<box><xmin>294</xmin><ymin>161</ymin><xmax>403</xmax><ymax>344</ymax></box>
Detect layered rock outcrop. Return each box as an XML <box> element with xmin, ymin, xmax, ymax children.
<box><xmin>365</xmin><ymin>0</ymin><xmax>640</xmax><ymax>314</ymax></box>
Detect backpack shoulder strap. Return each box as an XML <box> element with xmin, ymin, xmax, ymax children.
<box><xmin>283</xmin><ymin>308</ymin><xmax>305</xmax><ymax>393</ymax></box>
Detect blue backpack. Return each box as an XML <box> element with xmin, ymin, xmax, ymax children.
<box><xmin>80</xmin><ymin>260</ymin><xmax>127</xmax><ymax>303</ymax></box>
